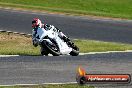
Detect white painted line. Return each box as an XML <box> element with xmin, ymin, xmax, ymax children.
<box><xmin>0</xmin><ymin>84</ymin><xmax>38</xmax><ymax>86</ymax></box>
<box><xmin>45</xmin><ymin>82</ymin><xmax>75</xmax><ymax>84</ymax></box>
<box><xmin>0</xmin><ymin>82</ymin><xmax>77</xmax><ymax>86</ymax></box>
<box><xmin>79</xmin><ymin>50</ymin><xmax>132</xmax><ymax>55</ymax></box>
<box><xmin>0</xmin><ymin>55</ymin><xmax>19</xmax><ymax>57</ymax></box>
<box><xmin>1</xmin><ymin>50</ymin><xmax>132</xmax><ymax>57</ymax></box>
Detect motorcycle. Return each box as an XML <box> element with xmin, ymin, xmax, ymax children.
<box><xmin>38</xmin><ymin>25</ymin><xmax>79</xmax><ymax>56</ymax></box>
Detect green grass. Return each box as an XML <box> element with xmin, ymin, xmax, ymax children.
<box><xmin>0</xmin><ymin>84</ymin><xmax>94</xmax><ymax>88</ymax></box>
<box><xmin>1</xmin><ymin>32</ymin><xmax>132</xmax><ymax>55</ymax></box>
<box><xmin>0</xmin><ymin>0</ymin><xmax>132</xmax><ymax>19</ymax></box>
<box><xmin>75</xmin><ymin>39</ymin><xmax>132</xmax><ymax>53</ymax></box>
<box><xmin>0</xmin><ymin>32</ymin><xmax>40</xmax><ymax>55</ymax></box>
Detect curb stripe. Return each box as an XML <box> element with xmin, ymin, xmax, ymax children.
<box><xmin>0</xmin><ymin>30</ymin><xmax>32</xmax><ymax>37</ymax></box>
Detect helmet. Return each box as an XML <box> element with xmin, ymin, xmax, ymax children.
<box><xmin>32</xmin><ymin>18</ymin><xmax>42</xmax><ymax>28</ymax></box>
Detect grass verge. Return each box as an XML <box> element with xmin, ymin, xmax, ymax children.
<box><xmin>0</xmin><ymin>0</ymin><xmax>132</xmax><ymax>19</ymax></box>
<box><xmin>1</xmin><ymin>32</ymin><xmax>132</xmax><ymax>55</ymax></box>
<box><xmin>0</xmin><ymin>84</ymin><xmax>94</xmax><ymax>88</ymax></box>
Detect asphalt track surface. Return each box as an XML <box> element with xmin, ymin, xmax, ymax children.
<box><xmin>0</xmin><ymin>9</ymin><xmax>132</xmax><ymax>88</ymax></box>
<box><xmin>0</xmin><ymin>8</ymin><xmax>132</xmax><ymax>43</ymax></box>
<box><xmin>0</xmin><ymin>52</ymin><xmax>132</xmax><ymax>88</ymax></box>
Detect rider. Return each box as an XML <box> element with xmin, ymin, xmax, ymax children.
<box><xmin>32</xmin><ymin>18</ymin><xmax>71</xmax><ymax>47</ymax></box>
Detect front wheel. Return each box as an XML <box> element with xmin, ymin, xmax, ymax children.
<box><xmin>40</xmin><ymin>46</ymin><xmax>49</xmax><ymax>56</ymax></box>
<box><xmin>42</xmin><ymin>40</ymin><xmax>61</xmax><ymax>56</ymax></box>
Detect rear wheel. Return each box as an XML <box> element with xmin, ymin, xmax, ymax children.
<box><xmin>70</xmin><ymin>45</ymin><xmax>79</xmax><ymax>56</ymax></box>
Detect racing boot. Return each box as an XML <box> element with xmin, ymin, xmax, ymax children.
<box><xmin>62</xmin><ymin>36</ymin><xmax>74</xmax><ymax>47</ymax></box>
<box><xmin>58</xmin><ymin>32</ymin><xmax>74</xmax><ymax>46</ymax></box>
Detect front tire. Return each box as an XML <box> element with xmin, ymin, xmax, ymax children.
<box><xmin>41</xmin><ymin>51</ymin><xmax>49</xmax><ymax>56</ymax></box>
<box><xmin>42</xmin><ymin>40</ymin><xmax>61</xmax><ymax>56</ymax></box>
<box><xmin>40</xmin><ymin>46</ymin><xmax>49</xmax><ymax>56</ymax></box>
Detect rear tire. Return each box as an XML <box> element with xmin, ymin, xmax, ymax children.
<box><xmin>70</xmin><ymin>45</ymin><xmax>79</xmax><ymax>56</ymax></box>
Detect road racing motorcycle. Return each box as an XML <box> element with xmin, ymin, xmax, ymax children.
<box><xmin>38</xmin><ymin>26</ymin><xmax>79</xmax><ymax>56</ymax></box>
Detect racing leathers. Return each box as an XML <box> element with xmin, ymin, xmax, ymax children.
<box><xmin>32</xmin><ymin>24</ymin><xmax>70</xmax><ymax>48</ymax></box>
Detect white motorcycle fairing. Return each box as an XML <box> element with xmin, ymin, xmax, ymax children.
<box><xmin>37</xmin><ymin>26</ymin><xmax>72</xmax><ymax>55</ymax></box>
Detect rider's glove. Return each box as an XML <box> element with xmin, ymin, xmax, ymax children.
<box><xmin>32</xmin><ymin>38</ymin><xmax>39</xmax><ymax>47</ymax></box>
